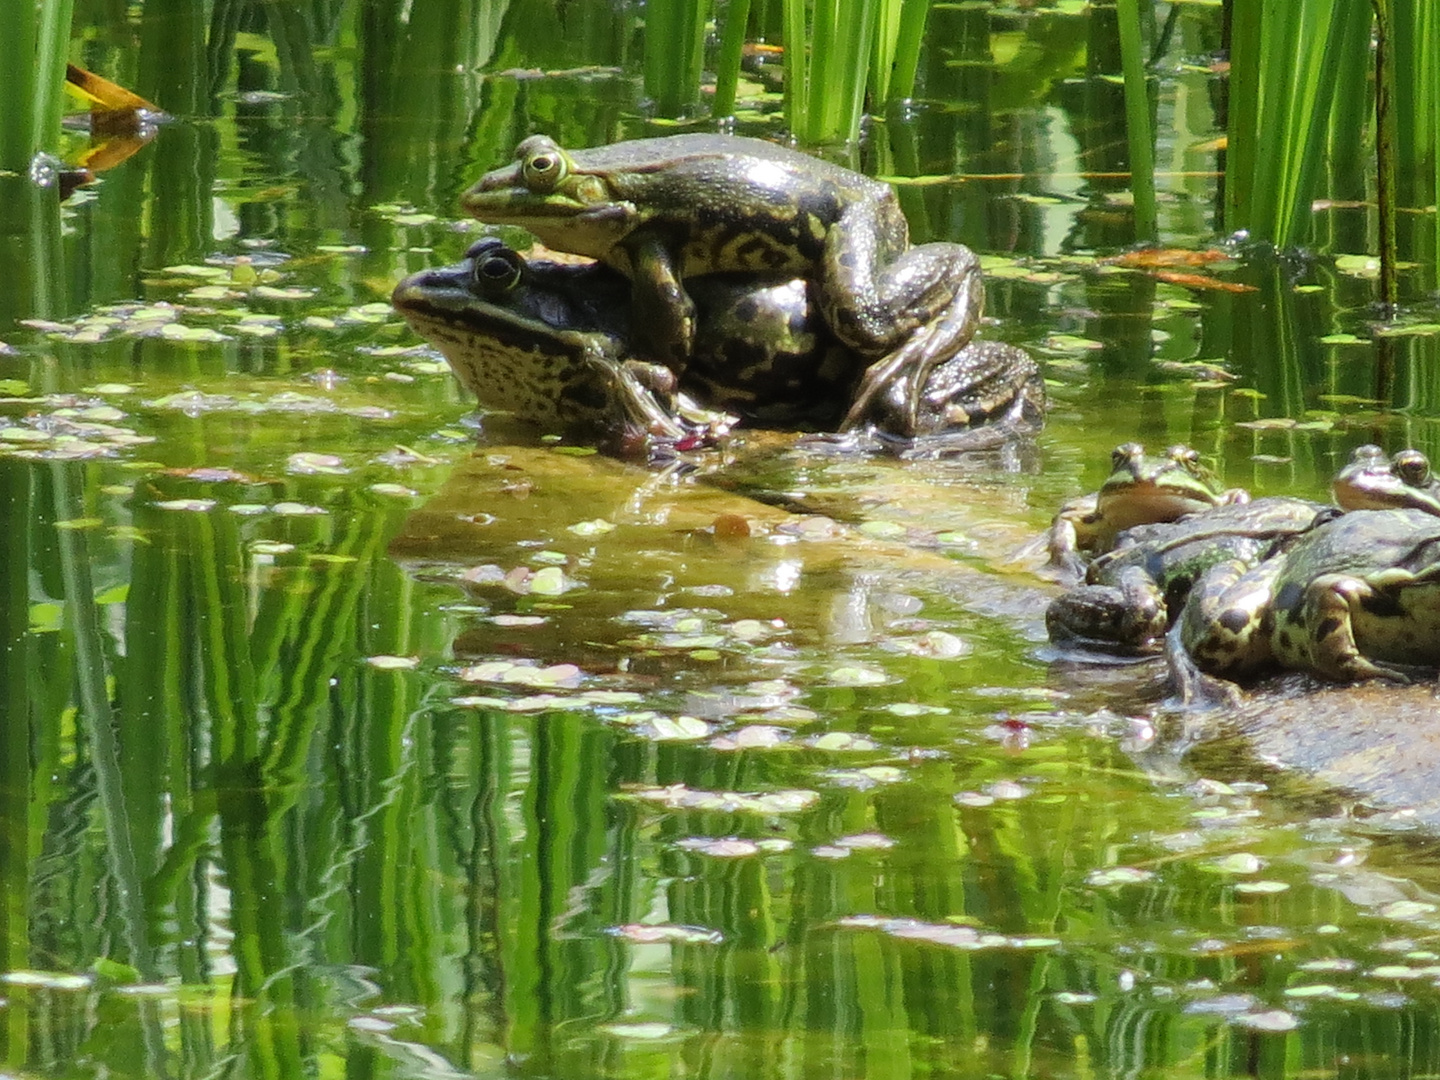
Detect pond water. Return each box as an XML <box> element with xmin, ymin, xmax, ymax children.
<box><xmin>4</xmin><ymin>2</ymin><xmax>1440</xmax><ymax>1078</ymax></box>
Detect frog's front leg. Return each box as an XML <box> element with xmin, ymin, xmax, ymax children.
<box><xmin>1046</xmin><ymin>495</ymin><xmax>1098</xmax><ymax>581</ymax></box>
<box><xmin>822</xmin><ymin>202</ymin><xmax>983</xmax><ymax>435</ymax></box>
<box><xmin>1045</xmin><ymin>566</ymin><xmax>1167</xmax><ymax>653</ymax></box>
<box><xmin>1178</xmin><ymin>557</ymin><xmax>1279</xmax><ymax>681</ymax></box>
<box><xmin>622</xmin><ymin>232</ymin><xmax>697</xmax><ymax>369</ymax></box>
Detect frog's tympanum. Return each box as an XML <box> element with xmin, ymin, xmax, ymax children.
<box><xmin>393</xmin><ymin>238</ymin><xmax>1042</xmax><ymax>451</ymax></box>
<box><xmin>1332</xmin><ymin>444</ymin><xmax>1440</xmax><ymax>516</ymax></box>
<box><xmin>461</xmin><ymin>133</ymin><xmax>989</xmax><ymax>437</ymax></box>
<box><xmin>1047</xmin><ymin>443</ymin><xmax>1246</xmax><ymax>577</ymax></box>
<box><xmin>1046</xmin><ymin>496</ymin><xmax>1329</xmax><ymax>654</ymax></box>
<box><xmin>1178</xmin><ymin>507</ymin><xmax>1440</xmax><ymax>684</ymax></box>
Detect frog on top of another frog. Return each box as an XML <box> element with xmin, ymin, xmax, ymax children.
<box><xmin>1047</xmin><ymin>441</ymin><xmax>1440</xmax><ymax>663</ymax></box>
<box><xmin>1172</xmin><ymin>444</ymin><xmax>1440</xmax><ymax>691</ymax></box>
<box><xmin>461</xmin><ymin>133</ymin><xmax>994</xmax><ymax>438</ymax></box>
<box><xmin>1045</xmin><ymin>442</ymin><xmax>1249</xmax><ymax>579</ymax></box>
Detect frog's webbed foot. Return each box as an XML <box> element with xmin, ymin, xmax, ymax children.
<box><xmin>620</xmin><ymin>359</ymin><xmax>679</xmax><ymax>406</ymax></box>
<box><xmin>1045</xmin><ymin>571</ymin><xmax>1168</xmax><ymax>655</ymax></box>
<box><xmin>916</xmin><ymin>341</ymin><xmax>1044</xmax><ymax>437</ymax></box>
<box><xmin>837</xmin><ymin>254</ymin><xmax>984</xmax><ymax>434</ymax></box>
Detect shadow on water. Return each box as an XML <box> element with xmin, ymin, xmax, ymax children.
<box><xmin>2</xmin><ymin>0</ymin><xmax>1440</xmax><ymax>1077</ymax></box>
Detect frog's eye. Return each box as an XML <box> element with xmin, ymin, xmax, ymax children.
<box><xmin>1111</xmin><ymin>442</ymin><xmax>1143</xmax><ymax>469</ymax></box>
<box><xmin>1394</xmin><ymin>449</ymin><xmax>1432</xmax><ymax>486</ymax></box>
<box><xmin>472</xmin><ymin>247</ymin><xmax>524</xmax><ymax>294</ymax></box>
<box><xmin>522</xmin><ymin>148</ymin><xmax>568</xmax><ymax>192</ymax></box>
<box><xmin>464</xmin><ymin>236</ymin><xmax>508</xmax><ymax>261</ymax></box>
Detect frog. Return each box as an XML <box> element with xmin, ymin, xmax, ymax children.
<box><xmin>1046</xmin><ymin>495</ymin><xmax>1330</xmax><ymax>654</ymax></box>
<box><xmin>1173</xmin><ymin>448</ymin><xmax>1440</xmax><ymax>696</ymax></box>
<box><xmin>393</xmin><ymin>238</ymin><xmax>1043</xmax><ymax>451</ymax></box>
<box><xmin>460</xmin><ymin>133</ymin><xmax>984</xmax><ymax>437</ymax></box>
<box><xmin>1331</xmin><ymin>444</ymin><xmax>1440</xmax><ymax>516</ymax></box>
<box><xmin>1176</xmin><ymin>508</ymin><xmax>1440</xmax><ymax>686</ymax></box>
<box><xmin>391</xmin><ymin>237</ymin><xmax>732</xmax><ymax>453</ymax></box>
<box><xmin>1046</xmin><ymin>442</ymin><xmax>1248</xmax><ymax>578</ymax></box>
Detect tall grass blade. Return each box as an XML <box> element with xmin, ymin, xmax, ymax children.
<box><xmin>1222</xmin><ymin>0</ymin><xmax>1259</xmax><ymax>230</ymax></box>
<box><xmin>784</xmin><ymin>0</ymin><xmax>879</xmax><ymax>145</ymax></box>
<box><xmin>1373</xmin><ymin>0</ymin><xmax>1398</xmax><ymax>307</ymax></box>
<box><xmin>887</xmin><ymin>0</ymin><xmax>930</xmax><ymax>104</ymax></box>
<box><xmin>644</xmin><ymin>0</ymin><xmax>709</xmax><ymax>118</ymax></box>
<box><xmin>871</xmin><ymin>0</ymin><xmax>902</xmax><ymax>104</ymax></box>
<box><xmin>0</xmin><ymin>0</ymin><xmax>73</xmax><ymax>172</ymax></box>
<box><xmin>1116</xmin><ymin>0</ymin><xmax>1156</xmax><ymax>241</ymax></box>
<box><xmin>1314</xmin><ymin>1</ymin><xmax>1372</xmax><ymax>255</ymax></box>
<box><xmin>35</xmin><ymin>0</ymin><xmax>75</xmax><ymax>160</ymax></box>
<box><xmin>783</xmin><ymin>0</ymin><xmax>808</xmax><ymax>134</ymax></box>
<box><xmin>1225</xmin><ymin>0</ymin><xmax>1370</xmax><ymax>250</ymax></box>
<box><xmin>712</xmin><ymin>0</ymin><xmax>753</xmax><ymax>118</ymax></box>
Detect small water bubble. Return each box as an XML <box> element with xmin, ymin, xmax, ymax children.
<box><xmin>28</xmin><ymin>153</ymin><xmax>61</xmax><ymax>188</ymax></box>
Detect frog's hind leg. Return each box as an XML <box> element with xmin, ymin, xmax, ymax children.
<box><xmin>1297</xmin><ymin>574</ymin><xmax>1413</xmax><ymax>682</ymax></box>
<box><xmin>836</xmin><ymin>251</ymin><xmax>983</xmax><ymax>434</ymax></box>
<box><xmin>822</xmin><ymin>203</ymin><xmax>983</xmax><ymax>435</ymax></box>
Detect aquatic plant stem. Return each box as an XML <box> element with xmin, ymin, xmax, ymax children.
<box><xmin>783</xmin><ymin>0</ymin><xmax>808</xmax><ymax>134</ymax></box>
<box><xmin>712</xmin><ymin>0</ymin><xmax>753</xmax><ymax>118</ymax></box>
<box><xmin>0</xmin><ymin>0</ymin><xmax>39</xmax><ymax>171</ymax></box>
<box><xmin>784</xmin><ymin>0</ymin><xmax>880</xmax><ymax>145</ymax></box>
<box><xmin>1373</xmin><ymin>0</ymin><xmax>1398</xmax><ymax>309</ymax></box>
<box><xmin>644</xmin><ymin>0</ymin><xmax>709</xmax><ymax>118</ymax></box>
<box><xmin>36</xmin><ymin>0</ymin><xmax>74</xmax><ymax>149</ymax></box>
<box><xmin>1116</xmin><ymin>0</ymin><xmax>1156</xmax><ymax>241</ymax></box>
<box><xmin>1223</xmin><ymin>0</ymin><xmax>1258</xmax><ymax>230</ymax></box>
<box><xmin>887</xmin><ymin>0</ymin><xmax>929</xmax><ymax>104</ymax></box>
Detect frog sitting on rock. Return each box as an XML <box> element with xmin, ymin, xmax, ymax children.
<box><xmin>445</xmin><ymin>132</ymin><xmax>1042</xmax><ymax>449</ymax></box>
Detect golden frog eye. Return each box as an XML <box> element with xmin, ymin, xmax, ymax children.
<box><xmin>521</xmin><ymin>147</ymin><xmax>568</xmax><ymax>192</ymax></box>
<box><xmin>1393</xmin><ymin>449</ymin><xmax>1432</xmax><ymax>487</ymax></box>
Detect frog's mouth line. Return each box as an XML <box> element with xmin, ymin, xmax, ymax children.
<box><xmin>463</xmin><ymin>192</ymin><xmax>636</xmax><ymax>228</ymax></box>
<box><xmin>393</xmin><ymin>291</ymin><xmax>584</xmax><ymax>362</ymax></box>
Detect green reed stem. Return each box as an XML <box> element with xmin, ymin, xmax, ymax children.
<box><xmin>871</xmin><ymin>0</ymin><xmax>900</xmax><ymax>104</ymax></box>
<box><xmin>785</xmin><ymin>0</ymin><xmax>878</xmax><ymax>145</ymax></box>
<box><xmin>1372</xmin><ymin>0</ymin><xmax>1398</xmax><ymax>308</ymax></box>
<box><xmin>0</xmin><ymin>0</ymin><xmax>75</xmax><ymax>171</ymax></box>
<box><xmin>1223</xmin><ymin>0</ymin><xmax>1258</xmax><ymax>230</ymax></box>
<box><xmin>712</xmin><ymin>0</ymin><xmax>752</xmax><ymax>118</ymax></box>
<box><xmin>1225</xmin><ymin>0</ymin><xmax>1371</xmax><ymax>250</ymax></box>
<box><xmin>0</xmin><ymin>0</ymin><xmax>38</xmax><ymax>171</ymax></box>
<box><xmin>1392</xmin><ymin>0</ymin><xmax>1438</xmax><ymax>277</ymax></box>
<box><xmin>1115</xmin><ymin>0</ymin><xmax>1156</xmax><ymax>241</ymax></box>
<box><xmin>644</xmin><ymin>0</ymin><xmax>709</xmax><ymax>118</ymax></box>
<box><xmin>782</xmin><ymin>0</ymin><xmax>807</xmax><ymax>134</ymax></box>
<box><xmin>887</xmin><ymin>0</ymin><xmax>929</xmax><ymax>104</ymax></box>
